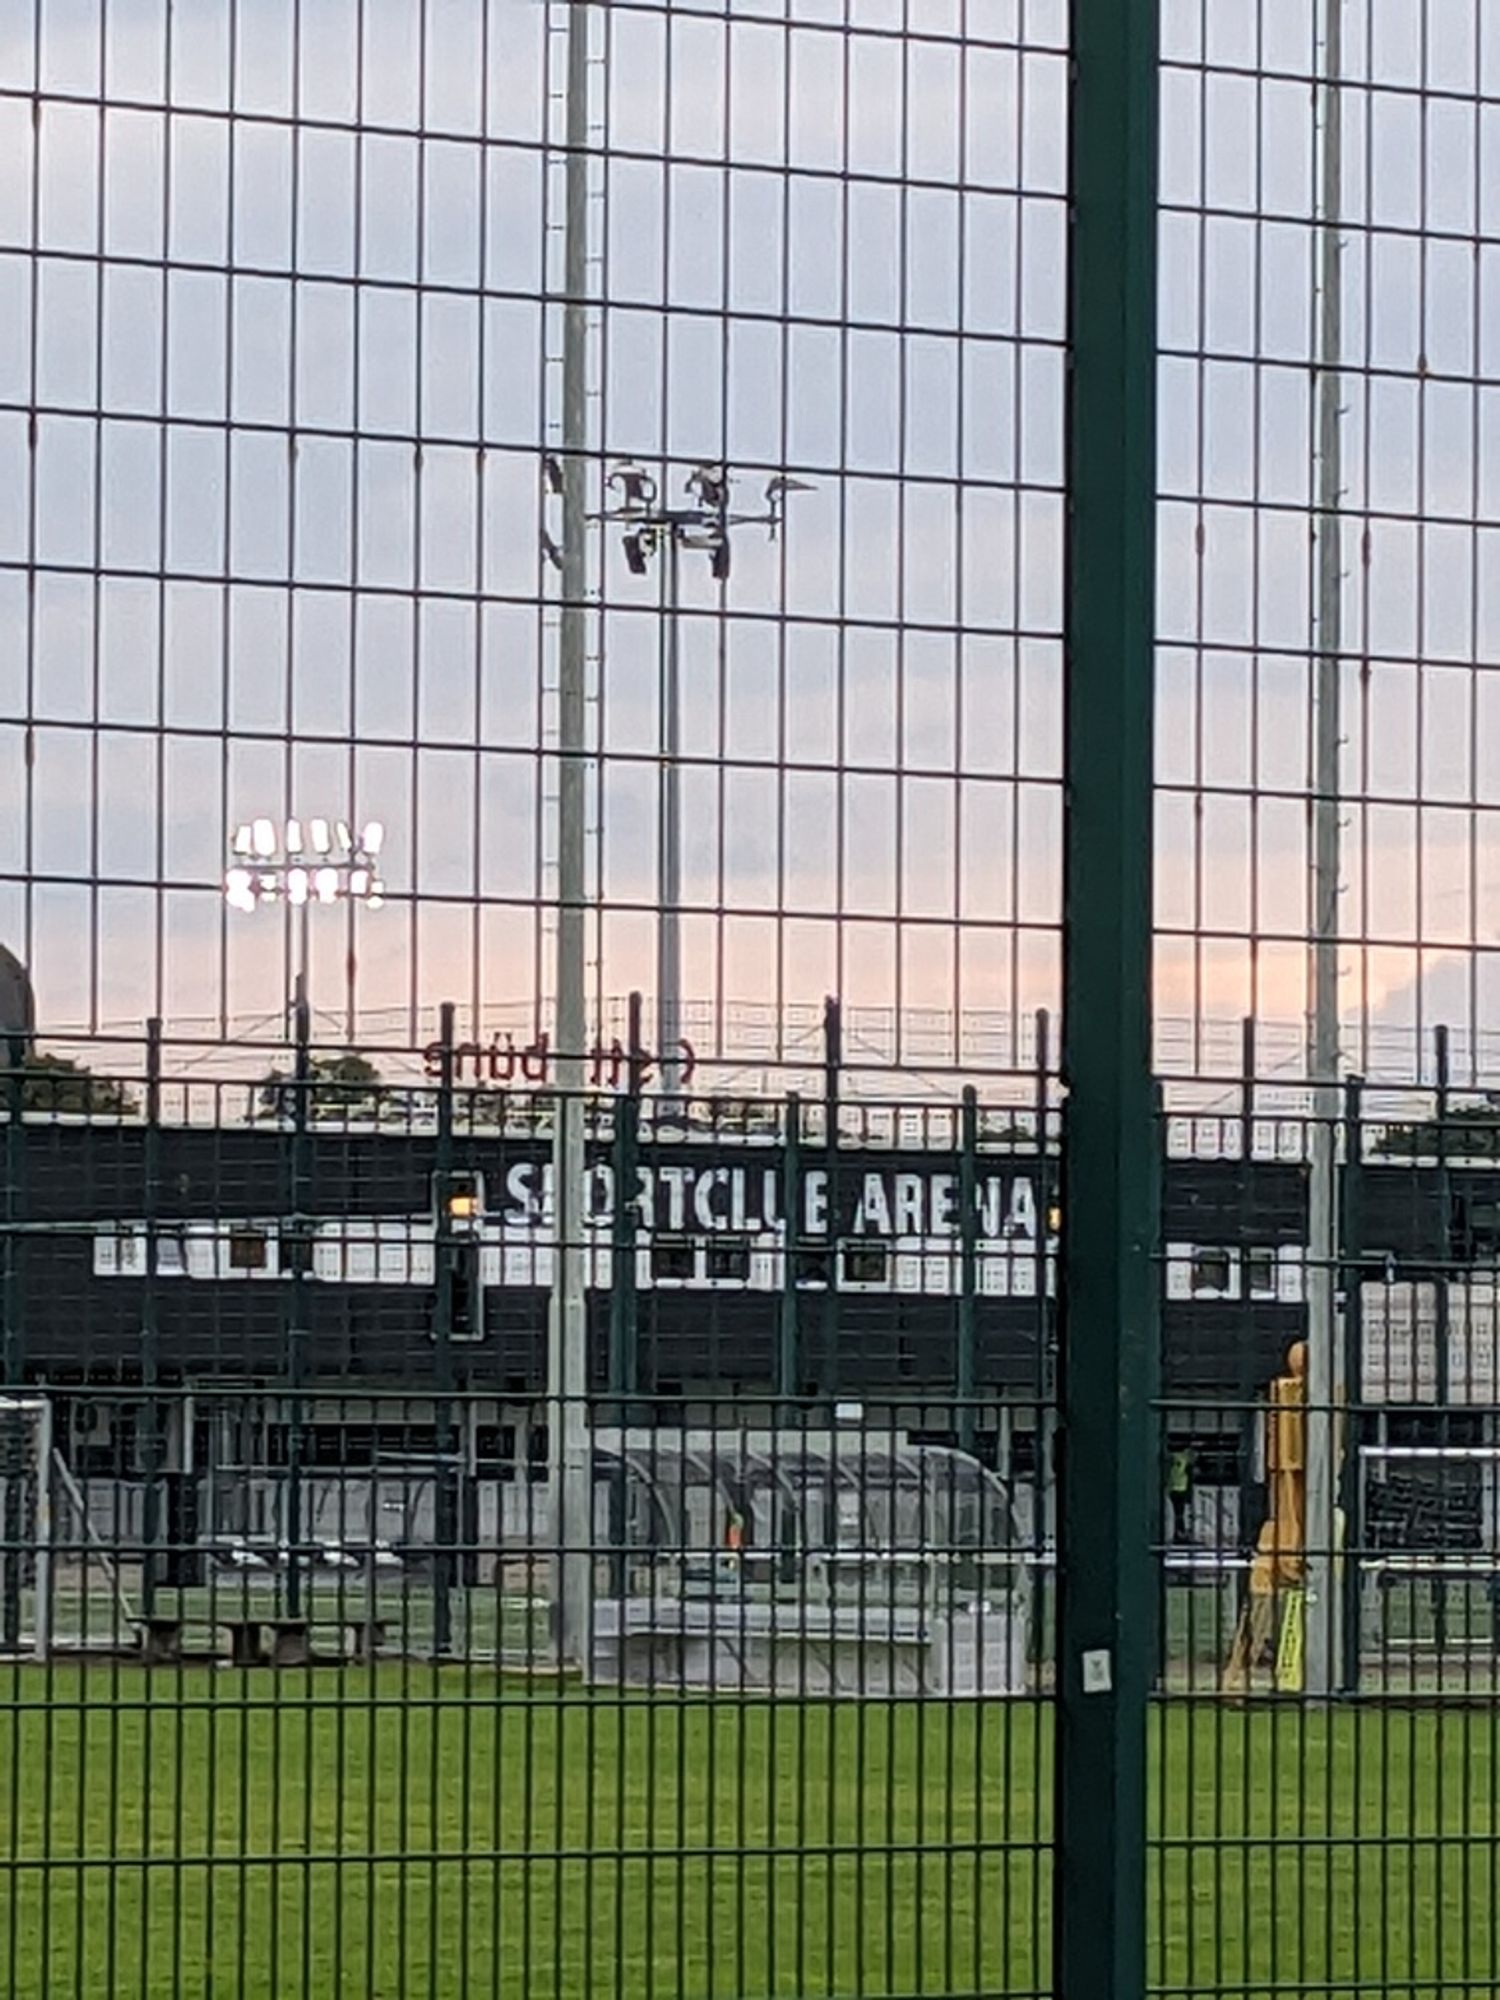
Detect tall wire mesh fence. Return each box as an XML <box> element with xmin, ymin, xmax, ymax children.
<box><xmin>1152</xmin><ymin>7</ymin><xmax>1500</xmax><ymax>1996</ymax></box>
<box><xmin>0</xmin><ymin>1</ymin><xmax>1498</xmax><ymax>1997</ymax></box>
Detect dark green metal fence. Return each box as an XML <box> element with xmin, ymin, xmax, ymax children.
<box><xmin>1</xmin><ymin>1029</ymin><xmax>1061</xmax><ymax>2000</ymax></box>
<box><xmin>0</xmin><ymin>1401</ymin><xmax>1054</xmax><ymax>2000</ymax></box>
<box><xmin>5</xmin><ymin>1030</ymin><xmax>1500</xmax><ymax>1996</ymax></box>
<box><xmin>1149</xmin><ymin>1061</ymin><xmax>1500</xmax><ymax>1999</ymax></box>
<box><xmin>6</xmin><ymin>0</ymin><xmax>1499</xmax><ymax>1995</ymax></box>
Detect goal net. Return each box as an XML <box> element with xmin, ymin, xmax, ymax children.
<box><xmin>0</xmin><ymin>1395</ymin><xmax>136</xmax><ymax>1658</ymax></box>
<box><xmin>1358</xmin><ymin>1440</ymin><xmax>1500</xmax><ymax>1668</ymax></box>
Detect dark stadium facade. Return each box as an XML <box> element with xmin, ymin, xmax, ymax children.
<box><xmin>8</xmin><ymin>1116</ymin><xmax>1495</xmax><ymax>1407</ymax></box>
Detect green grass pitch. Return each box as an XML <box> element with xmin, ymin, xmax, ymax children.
<box><xmin>2</xmin><ymin>1669</ymin><xmax>1498</xmax><ymax>1998</ymax></box>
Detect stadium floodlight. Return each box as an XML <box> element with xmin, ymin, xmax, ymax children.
<box><xmin>607</xmin><ymin>458</ymin><xmax>658</xmax><ymax>513</ymax></box>
<box><xmin>685</xmin><ymin>463</ymin><xmax>728</xmax><ymax>511</ymax></box>
<box><xmin>224</xmin><ymin>814</ymin><xmax>386</xmax><ymax>1009</ymax></box>
<box><xmin>573</xmin><ymin>460</ymin><xmax>814</xmax><ymax>1107</ymax></box>
<box><xmin>622</xmin><ymin>526</ymin><xmax>653</xmax><ymax>576</ymax></box>
<box><xmin>225</xmin><ymin>816</ymin><xmax>385</xmax><ymax>914</ymax></box>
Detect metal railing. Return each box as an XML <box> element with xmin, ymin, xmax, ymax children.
<box><xmin>1</xmin><ymin>1042</ymin><xmax>1499</xmax><ymax>1994</ymax></box>
<box><xmin>4</xmin><ymin>0</ymin><xmax>1497</xmax><ymax>1992</ymax></box>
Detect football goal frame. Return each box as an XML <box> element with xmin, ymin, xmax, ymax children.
<box><xmin>0</xmin><ymin>1393</ymin><xmax>137</xmax><ymax>1660</ymax></box>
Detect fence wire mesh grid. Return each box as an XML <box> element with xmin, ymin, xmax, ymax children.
<box><xmin>2</xmin><ymin>1</ymin><xmax>1499</xmax><ymax>1998</ymax></box>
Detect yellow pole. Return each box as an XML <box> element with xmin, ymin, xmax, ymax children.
<box><xmin>1222</xmin><ymin>1343</ymin><xmax>1308</xmax><ymax>1694</ymax></box>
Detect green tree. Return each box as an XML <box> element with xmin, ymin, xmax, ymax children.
<box><xmin>11</xmin><ymin>1050</ymin><xmax>140</xmax><ymax>1118</ymax></box>
<box><xmin>254</xmin><ymin>1051</ymin><xmax>387</xmax><ymax>1124</ymax></box>
<box><xmin>1374</xmin><ymin>1104</ymin><xmax>1500</xmax><ymax>1160</ymax></box>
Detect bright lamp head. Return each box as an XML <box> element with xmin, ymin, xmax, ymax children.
<box><xmin>225</xmin><ymin>814</ymin><xmax>388</xmax><ymax>911</ymax></box>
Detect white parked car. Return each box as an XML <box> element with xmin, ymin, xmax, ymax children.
<box><xmin>311</xmin><ymin>1541</ymin><xmax>362</xmax><ymax>1572</ymax></box>
<box><xmin>207</xmin><ymin>1536</ymin><xmax>274</xmax><ymax>1572</ymax></box>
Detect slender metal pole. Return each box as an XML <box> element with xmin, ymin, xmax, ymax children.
<box><xmin>657</xmin><ymin>530</ymin><xmax>683</xmax><ymax>1106</ymax></box>
<box><xmin>1055</xmin><ymin>0</ymin><xmax>1158</xmax><ymax>1992</ymax></box>
<box><xmin>1432</xmin><ymin>1023</ymin><xmax>1451</xmax><ymax>1655</ymax></box>
<box><xmin>140</xmin><ymin>1018</ymin><xmax>162</xmax><ymax>1617</ymax></box>
<box><xmin>1238</xmin><ymin>1018</ymin><xmax>1260</xmax><ymax>1567</ymax></box>
<box><xmin>547</xmin><ymin>0</ymin><xmax>594</xmax><ymax>1673</ymax></box>
<box><xmin>432</xmin><ymin>1002</ymin><xmax>457</xmax><ymax>1657</ymax></box>
<box><xmin>819</xmin><ymin>996</ymin><xmax>840</xmax><ymax>1396</ymax></box>
<box><xmin>1434</xmin><ymin>1026</ymin><xmax>1452</xmax><ymax>1416</ymax></box>
<box><xmin>1337</xmin><ymin>1072</ymin><xmax>1365</xmax><ymax>1692</ymax></box>
<box><xmin>1</xmin><ymin>1031</ymin><xmax>24</xmax><ymax>1648</ymax></box>
<box><xmin>1304</xmin><ymin>0</ymin><xmax>1344</xmax><ymax>1700</ymax></box>
<box><xmin>295</xmin><ymin>895</ymin><xmax>310</xmax><ymax>1015</ymax></box>
<box><xmin>286</xmin><ymin>990</ymin><xmax>311</xmax><ymax>1620</ymax></box>
<box><xmin>958</xmin><ymin>1086</ymin><xmax>978</xmax><ymax>1457</ymax></box>
<box><xmin>32</xmin><ymin>1394</ymin><xmax>52</xmax><ymax>1664</ymax></box>
<box><xmin>1033</xmin><ymin>1007</ymin><xmax>1054</xmax><ymax>1585</ymax></box>
<box><xmin>779</xmin><ymin>1093</ymin><xmax>801</xmax><ymax>1402</ymax></box>
<box><xmin>608</xmin><ymin>1049</ymin><xmax>640</xmax><ymax>1406</ymax></box>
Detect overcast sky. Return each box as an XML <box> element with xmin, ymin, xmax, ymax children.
<box><xmin>1</xmin><ymin>0</ymin><xmax>1498</xmax><ymax>1083</ymax></box>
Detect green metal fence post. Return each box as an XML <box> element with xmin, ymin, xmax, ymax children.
<box><xmin>1432</xmin><ymin>1025</ymin><xmax>1452</xmax><ymax>1656</ymax></box>
<box><xmin>432</xmin><ymin>1002</ymin><xmax>458</xmax><ymax>1655</ymax></box>
<box><xmin>285</xmin><ymin>994</ymin><xmax>312</xmax><ymax>1621</ymax></box>
<box><xmin>779</xmin><ymin>1093</ymin><xmax>801</xmax><ymax>1402</ymax></box>
<box><xmin>958</xmin><ymin>1086</ymin><xmax>978</xmax><ymax>1456</ymax></box>
<box><xmin>605</xmin><ymin>993</ymin><xmax>644</xmax><ymax>1596</ymax></box>
<box><xmin>1055</xmin><ymin>1</ymin><xmax>1160</xmax><ymax>1994</ymax></box>
<box><xmin>1033</xmin><ymin>1005</ymin><xmax>1054</xmax><ymax>1410</ymax></box>
<box><xmin>1236</xmin><ymin>1019</ymin><xmax>1260</xmax><ymax>1617</ymax></box>
<box><xmin>821</xmin><ymin>997</ymin><xmax>840</xmax><ymax>1398</ymax></box>
<box><xmin>140</xmin><ymin>1018</ymin><xmax>162</xmax><ymax>1617</ymax></box>
<box><xmin>1148</xmin><ymin>1081</ymin><xmax>1166</xmax><ymax>1696</ymax></box>
<box><xmin>1031</xmin><ymin>1007</ymin><xmax>1054</xmax><ymax>1668</ymax></box>
<box><xmin>1</xmin><ymin>1029</ymin><xmax>25</xmax><ymax>1647</ymax></box>
<box><xmin>1338</xmin><ymin>1072</ymin><xmax>1365</xmax><ymax>1694</ymax></box>
<box><xmin>608</xmin><ymin>992</ymin><xmax>642</xmax><ymax>1412</ymax></box>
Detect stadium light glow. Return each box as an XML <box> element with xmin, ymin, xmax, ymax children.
<box><xmin>225</xmin><ymin>816</ymin><xmax>386</xmax><ymax>913</ymax></box>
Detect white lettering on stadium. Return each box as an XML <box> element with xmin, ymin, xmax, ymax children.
<box><xmin>497</xmin><ymin>1164</ymin><xmax>1042</xmax><ymax>1241</ymax></box>
<box><xmin>89</xmin><ymin>1165</ymin><xmax>1053</xmax><ymax>1290</ymax></box>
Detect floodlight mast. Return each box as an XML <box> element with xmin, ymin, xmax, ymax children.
<box><xmin>595</xmin><ymin>462</ymin><xmax>813</xmax><ymax>1110</ymax></box>
<box><xmin>0</xmin><ymin>946</ymin><xmax>31</xmax><ymax>1650</ymax></box>
<box><xmin>539</xmin><ymin>2</ymin><xmax>809</xmax><ymax>1670</ymax></box>
<box><xmin>548</xmin><ymin>0</ymin><xmax>594</xmax><ymax>1679</ymax></box>
<box><xmin>222</xmin><ymin>812</ymin><xmax>384</xmax><ymax>1623</ymax></box>
<box><xmin>224</xmin><ymin>814</ymin><xmax>386</xmax><ymax>1016</ymax></box>
<box><xmin>1305</xmin><ymin>0</ymin><xmax>1344</xmax><ymax>1701</ymax></box>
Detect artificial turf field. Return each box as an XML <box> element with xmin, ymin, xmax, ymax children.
<box><xmin>3</xmin><ymin>1670</ymin><xmax>1499</xmax><ymax>1999</ymax></box>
